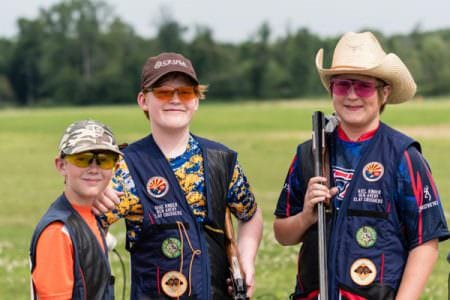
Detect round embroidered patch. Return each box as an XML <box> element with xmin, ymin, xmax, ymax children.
<box><xmin>362</xmin><ymin>162</ymin><xmax>384</xmax><ymax>182</ymax></box>
<box><xmin>350</xmin><ymin>258</ymin><xmax>377</xmax><ymax>286</ymax></box>
<box><xmin>355</xmin><ymin>226</ymin><xmax>377</xmax><ymax>248</ymax></box>
<box><xmin>161</xmin><ymin>271</ymin><xmax>188</xmax><ymax>297</ymax></box>
<box><xmin>161</xmin><ymin>237</ymin><xmax>182</xmax><ymax>259</ymax></box>
<box><xmin>146</xmin><ymin>176</ymin><xmax>169</xmax><ymax>198</ymax></box>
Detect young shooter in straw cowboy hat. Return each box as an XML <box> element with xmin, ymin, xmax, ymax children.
<box><xmin>30</xmin><ymin>120</ymin><xmax>121</xmax><ymax>299</ymax></box>
<box><xmin>273</xmin><ymin>32</ymin><xmax>450</xmax><ymax>299</ymax></box>
<box><xmin>94</xmin><ymin>52</ymin><xmax>263</xmax><ymax>299</ymax></box>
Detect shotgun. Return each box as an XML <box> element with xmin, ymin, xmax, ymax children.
<box><xmin>225</xmin><ymin>207</ymin><xmax>249</xmax><ymax>300</ymax></box>
<box><xmin>312</xmin><ymin>111</ymin><xmax>329</xmax><ymax>300</ymax></box>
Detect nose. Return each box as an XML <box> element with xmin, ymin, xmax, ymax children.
<box><xmin>347</xmin><ymin>85</ymin><xmax>358</xmax><ymax>99</ymax></box>
<box><xmin>87</xmin><ymin>158</ymin><xmax>101</xmax><ymax>171</ymax></box>
<box><xmin>168</xmin><ymin>91</ymin><xmax>182</xmax><ymax>103</ymax></box>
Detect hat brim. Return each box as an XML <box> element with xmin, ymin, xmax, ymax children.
<box><xmin>315</xmin><ymin>49</ymin><xmax>417</xmax><ymax>104</ymax></box>
<box><xmin>63</xmin><ymin>145</ymin><xmax>123</xmax><ymax>156</ymax></box>
<box><xmin>145</xmin><ymin>68</ymin><xmax>199</xmax><ymax>90</ymax></box>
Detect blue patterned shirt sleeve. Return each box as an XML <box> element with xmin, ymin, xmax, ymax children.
<box><xmin>227</xmin><ymin>161</ymin><xmax>257</xmax><ymax>222</ymax></box>
<box><xmin>99</xmin><ymin>157</ymin><xmax>144</xmax><ymax>245</ymax></box>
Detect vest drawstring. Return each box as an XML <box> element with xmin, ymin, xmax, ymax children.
<box><xmin>177</xmin><ymin>221</ymin><xmax>201</xmax><ymax>297</ymax></box>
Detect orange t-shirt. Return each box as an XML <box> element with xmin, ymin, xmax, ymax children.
<box><xmin>32</xmin><ymin>203</ymin><xmax>105</xmax><ymax>300</ymax></box>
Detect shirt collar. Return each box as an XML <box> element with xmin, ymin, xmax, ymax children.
<box><xmin>337</xmin><ymin>124</ymin><xmax>379</xmax><ymax>142</ymax></box>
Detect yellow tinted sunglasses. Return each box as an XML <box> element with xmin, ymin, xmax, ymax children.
<box><xmin>63</xmin><ymin>151</ymin><xmax>119</xmax><ymax>170</ymax></box>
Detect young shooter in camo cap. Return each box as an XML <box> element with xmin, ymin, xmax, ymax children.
<box><xmin>95</xmin><ymin>52</ymin><xmax>263</xmax><ymax>299</ymax></box>
<box><xmin>273</xmin><ymin>32</ymin><xmax>450</xmax><ymax>299</ymax></box>
<box><xmin>30</xmin><ymin>120</ymin><xmax>121</xmax><ymax>300</ymax></box>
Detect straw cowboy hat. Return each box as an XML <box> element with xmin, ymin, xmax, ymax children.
<box><xmin>315</xmin><ymin>32</ymin><xmax>417</xmax><ymax>104</ymax></box>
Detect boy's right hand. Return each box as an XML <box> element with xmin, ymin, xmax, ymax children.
<box><xmin>303</xmin><ymin>176</ymin><xmax>338</xmax><ymax>224</ymax></box>
<box><xmin>92</xmin><ymin>187</ymin><xmax>123</xmax><ymax>215</ymax></box>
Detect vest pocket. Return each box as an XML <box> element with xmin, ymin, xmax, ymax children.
<box><xmin>339</xmin><ymin>212</ymin><xmax>404</xmax><ymax>295</ymax></box>
<box><xmin>338</xmin><ymin>283</ymin><xmax>395</xmax><ymax>299</ymax></box>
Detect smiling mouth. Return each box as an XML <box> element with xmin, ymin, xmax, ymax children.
<box><xmin>345</xmin><ymin>105</ymin><xmax>363</xmax><ymax>110</ymax></box>
<box><xmin>83</xmin><ymin>178</ymin><xmax>102</xmax><ymax>183</ymax></box>
<box><xmin>164</xmin><ymin>109</ymin><xmax>185</xmax><ymax>112</ymax></box>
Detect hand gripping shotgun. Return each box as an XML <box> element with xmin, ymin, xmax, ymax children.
<box><xmin>225</xmin><ymin>207</ymin><xmax>249</xmax><ymax>300</ymax></box>
<box><xmin>312</xmin><ymin>111</ymin><xmax>329</xmax><ymax>300</ymax></box>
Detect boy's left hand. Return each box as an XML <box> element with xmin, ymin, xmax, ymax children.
<box><xmin>92</xmin><ymin>187</ymin><xmax>122</xmax><ymax>215</ymax></box>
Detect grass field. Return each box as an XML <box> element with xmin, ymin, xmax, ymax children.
<box><xmin>0</xmin><ymin>98</ymin><xmax>449</xmax><ymax>299</ymax></box>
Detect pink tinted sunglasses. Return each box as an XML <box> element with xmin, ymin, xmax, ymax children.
<box><xmin>330</xmin><ymin>79</ymin><xmax>384</xmax><ymax>98</ymax></box>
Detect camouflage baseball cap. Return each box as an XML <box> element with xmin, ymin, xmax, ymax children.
<box><xmin>58</xmin><ymin>120</ymin><xmax>123</xmax><ymax>156</ymax></box>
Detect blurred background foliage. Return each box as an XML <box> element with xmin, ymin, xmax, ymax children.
<box><xmin>1</xmin><ymin>0</ymin><xmax>450</xmax><ymax>107</ymax></box>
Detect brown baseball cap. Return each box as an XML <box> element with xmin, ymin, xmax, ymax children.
<box><xmin>141</xmin><ymin>52</ymin><xmax>199</xmax><ymax>90</ymax></box>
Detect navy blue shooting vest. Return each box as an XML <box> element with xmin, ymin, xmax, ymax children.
<box><xmin>30</xmin><ymin>194</ymin><xmax>114</xmax><ymax>300</ymax></box>
<box><xmin>292</xmin><ymin>123</ymin><xmax>420</xmax><ymax>300</ymax></box>
<box><xmin>122</xmin><ymin>134</ymin><xmax>236</xmax><ymax>300</ymax></box>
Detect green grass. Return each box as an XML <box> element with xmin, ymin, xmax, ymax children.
<box><xmin>0</xmin><ymin>98</ymin><xmax>449</xmax><ymax>299</ymax></box>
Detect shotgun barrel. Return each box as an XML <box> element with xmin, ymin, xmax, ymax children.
<box><xmin>312</xmin><ymin>111</ymin><xmax>329</xmax><ymax>300</ymax></box>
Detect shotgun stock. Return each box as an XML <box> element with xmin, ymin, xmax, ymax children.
<box><xmin>312</xmin><ymin>111</ymin><xmax>329</xmax><ymax>300</ymax></box>
<box><xmin>225</xmin><ymin>207</ymin><xmax>249</xmax><ymax>300</ymax></box>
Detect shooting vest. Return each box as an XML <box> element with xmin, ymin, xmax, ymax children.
<box><xmin>292</xmin><ymin>123</ymin><xmax>420</xmax><ymax>300</ymax></box>
<box><xmin>30</xmin><ymin>194</ymin><xmax>114</xmax><ymax>300</ymax></box>
<box><xmin>122</xmin><ymin>134</ymin><xmax>236</xmax><ymax>300</ymax></box>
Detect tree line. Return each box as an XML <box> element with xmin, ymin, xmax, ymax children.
<box><xmin>1</xmin><ymin>0</ymin><xmax>449</xmax><ymax>107</ymax></box>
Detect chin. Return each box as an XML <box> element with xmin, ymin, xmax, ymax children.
<box><xmin>163</xmin><ymin>122</ymin><xmax>190</xmax><ymax>131</ymax></box>
<box><xmin>82</xmin><ymin>191</ymin><xmax>103</xmax><ymax>200</ymax></box>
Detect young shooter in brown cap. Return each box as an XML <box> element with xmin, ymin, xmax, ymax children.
<box><xmin>96</xmin><ymin>52</ymin><xmax>263</xmax><ymax>299</ymax></box>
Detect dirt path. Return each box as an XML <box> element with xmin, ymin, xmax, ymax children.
<box><xmin>396</xmin><ymin>124</ymin><xmax>450</xmax><ymax>139</ymax></box>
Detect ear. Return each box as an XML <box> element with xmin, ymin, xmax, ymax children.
<box><xmin>137</xmin><ymin>91</ymin><xmax>149</xmax><ymax>111</ymax></box>
<box><xmin>193</xmin><ymin>98</ymin><xmax>200</xmax><ymax>112</ymax></box>
<box><xmin>381</xmin><ymin>85</ymin><xmax>391</xmax><ymax>105</ymax></box>
<box><xmin>55</xmin><ymin>157</ymin><xmax>67</xmax><ymax>176</ymax></box>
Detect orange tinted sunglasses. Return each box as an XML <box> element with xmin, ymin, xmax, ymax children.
<box><xmin>146</xmin><ymin>86</ymin><xmax>198</xmax><ymax>102</ymax></box>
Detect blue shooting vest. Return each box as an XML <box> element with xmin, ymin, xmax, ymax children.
<box><xmin>292</xmin><ymin>123</ymin><xmax>420</xmax><ymax>300</ymax></box>
<box><xmin>329</xmin><ymin>123</ymin><xmax>419</xmax><ymax>299</ymax></box>
<box><xmin>122</xmin><ymin>134</ymin><xmax>236</xmax><ymax>300</ymax></box>
<box><xmin>30</xmin><ymin>194</ymin><xmax>114</xmax><ymax>300</ymax></box>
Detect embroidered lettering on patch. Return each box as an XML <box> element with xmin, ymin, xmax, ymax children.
<box><xmin>154</xmin><ymin>203</ymin><xmax>183</xmax><ymax>218</ymax></box>
<box><xmin>146</xmin><ymin>176</ymin><xmax>169</xmax><ymax>198</ymax></box>
<box><xmin>352</xmin><ymin>188</ymin><xmax>383</xmax><ymax>204</ymax></box>
<box><xmin>154</xmin><ymin>59</ymin><xmax>188</xmax><ymax>70</ymax></box>
<box><xmin>362</xmin><ymin>162</ymin><xmax>384</xmax><ymax>182</ymax></box>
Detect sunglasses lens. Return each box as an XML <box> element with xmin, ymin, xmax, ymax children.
<box><xmin>95</xmin><ymin>152</ymin><xmax>119</xmax><ymax>170</ymax></box>
<box><xmin>331</xmin><ymin>79</ymin><xmax>377</xmax><ymax>98</ymax></box>
<box><xmin>176</xmin><ymin>86</ymin><xmax>196</xmax><ymax>101</ymax></box>
<box><xmin>65</xmin><ymin>152</ymin><xmax>118</xmax><ymax>169</ymax></box>
<box><xmin>331</xmin><ymin>79</ymin><xmax>352</xmax><ymax>96</ymax></box>
<box><xmin>65</xmin><ymin>152</ymin><xmax>95</xmax><ymax>168</ymax></box>
<box><xmin>152</xmin><ymin>87</ymin><xmax>174</xmax><ymax>101</ymax></box>
<box><xmin>151</xmin><ymin>86</ymin><xmax>197</xmax><ymax>102</ymax></box>
<box><xmin>353</xmin><ymin>81</ymin><xmax>377</xmax><ymax>98</ymax></box>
